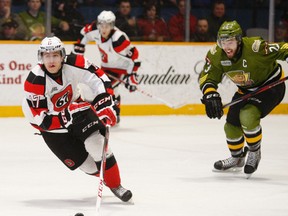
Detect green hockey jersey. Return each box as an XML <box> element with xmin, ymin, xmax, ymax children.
<box><xmin>18</xmin><ymin>11</ymin><xmax>62</xmax><ymax>40</ymax></box>
<box><xmin>199</xmin><ymin>37</ymin><xmax>288</xmax><ymax>94</ymax></box>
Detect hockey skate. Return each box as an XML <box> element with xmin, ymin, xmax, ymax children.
<box><xmin>110</xmin><ymin>184</ymin><xmax>132</xmax><ymax>202</ymax></box>
<box><xmin>244</xmin><ymin>148</ymin><xmax>261</xmax><ymax>179</ymax></box>
<box><xmin>213</xmin><ymin>147</ymin><xmax>248</xmax><ymax>172</ymax></box>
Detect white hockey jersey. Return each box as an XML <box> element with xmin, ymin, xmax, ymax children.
<box><xmin>22</xmin><ymin>54</ymin><xmax>112</xmax><ymax>133</ymax></box>
<box><xmin>78</xmin><ymin>23</ymin><xmax>140</xmax><ymax>75</ymax></box>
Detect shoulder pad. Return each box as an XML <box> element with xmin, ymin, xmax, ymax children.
<box><xmin>111</xmin><ymin>28</ymin><xmax>127</xmax><ymax>41</ymax></box>
<box><xmin>24</xmin><ymin>65</ymin><xmax>46</xmax><ymax>94</ymax></box>
<box><xmin>65</xmin><ymin>54</ymin><xmax>86</xmax><ymax>68</ymax></box>
<box><xmin>243</xmin><ymin>37</ymin><xmax>263</xmax><ymax>53</ymax></box>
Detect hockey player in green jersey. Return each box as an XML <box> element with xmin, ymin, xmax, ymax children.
<box><xmin>199</xmin><ymin>20</ymin><xmax>287</xmax><ymax>178</ymax></box>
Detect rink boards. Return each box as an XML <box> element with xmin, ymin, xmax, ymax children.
<box><xmin>1</xmin><ymin>41</ymin><xmax>288</xmax><ymax>116</ymax></box>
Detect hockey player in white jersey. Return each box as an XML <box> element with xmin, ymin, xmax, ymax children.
<box><xmin>74</xmin><ymin>10</ymin><xmax>141</xmax><ymax>123</ymax></box>
<box><xmin>22</xmin><ymin>36</ymin><xmax>132</xmax><ymax>202</ymax></box>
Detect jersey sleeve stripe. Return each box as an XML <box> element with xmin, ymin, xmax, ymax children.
<box><xmin>101</xmin><ymin>66</ymin><xmax>127</xmax><ymax>74</ymax></box>
<box><xmin>133</xmin><ymin>61</ymin><xmax>141</xmax><ymax>72</ymax></box>
<box><xmin>95</xmin><ymin>68</ymin><xmax>105</xmax><ymax>77</ymax></box>
<box><xmin>113</xmin><ymin>35</ymin><xmax>130</xmax><ymax>52</ymax></box>
<box><xmin>24</xmin><ymin>80</ymin><xmax>45</xmax><ymax>95</ymax></box>
<box><xmin>129</xmin><ymin>47</ymin><xmax>139</xmax><ymax>60</ymax></box>
<box><xmin>24</xmin><ymin>72</ymin><xmax>45</xmax><ymax>94</ymax></box>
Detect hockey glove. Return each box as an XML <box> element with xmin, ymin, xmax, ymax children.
<box><xmin>73</xmin><ymin>43</ymin><xmax>85</xmax><ymax>55</ymax></box>
<box><xmin>125</xmin><ymin>73</ymin><xmax>138</xmax><ymax>92</ymax></box>
<box><xmin>92</xmin><ymin>93</ymin><xmax>117</xmax><ymax>126</ymax></box>
<box><xmin>201</xmin><ymin>91</ymin><xmax>223</xmax><ymax>119</ymax></box>
<box><xmin>59</xmin><ymin>102</ymin><xmax>92</xmax><ymax>128</ymax></box>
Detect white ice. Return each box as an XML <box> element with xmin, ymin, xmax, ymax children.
<box><xmin>1</xmin><ymin>115</ymin><xmax>288</xmax><ymax>216</ymax></box>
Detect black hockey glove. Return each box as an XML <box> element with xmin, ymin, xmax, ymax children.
<box><xmin>59</xmin><ymin>102</ymin><xmax>104</xmax><ymax>140</ymax></box>
<box><xmin>201</xmin><ymin>92</ymin><xmax>223</xmax><ymax>119</ymax></box>
<box><xmin>73</xmin><ymin>43</ymin><xmax>85</xmax><ymax>55</ymax></box>
<box><xmin>125</xmin><ymin>73</ymin><xmax>138</xmax><ymax>92</ymax></box>
<box><xmin>58</xmin><ymin>102</ymin><xmax>92</xmax><ymax>128</ymax></box>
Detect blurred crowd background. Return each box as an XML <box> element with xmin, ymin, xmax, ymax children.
<box><xmin>1</xmin><ymin>0</ymin><xmax>288</xmax><ymax>42</ymax></box>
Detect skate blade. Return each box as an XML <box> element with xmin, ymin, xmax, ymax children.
<box><xmin>245</xmin><ymin>173</ymin><xmax>253</xmax><ymax>179</ymax></box>
<box><xmin>212</xmin><ymin>167</ymin><xmax>243</xmax><ymax>173</ymax></box>
<box><xmin>124</xmin><ymin>198</ymin><xmax>135</xmax><ymax>205</ymax></box>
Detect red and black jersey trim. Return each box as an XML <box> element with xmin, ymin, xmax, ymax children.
<box><xmin>127</xmin><ymin>47</ymin><xmax>139</xmax><ymax>60</ymax></box>
<box><xmin>24</xmin><ymin>72</ymin><xmax>46</xmax><ymax>95</ymax></box>
<box><xmin>113</xmin><ymin>35</ymin><xmax>130</xmax><ymax>53</ymax></box>
<box><xmin>65</xmin><ymin>54</ymin><xmax>86</xmax><ymax>68</ymax></box>
<box><xmin>40</xmin><ymin>114</ymin><xmax>62</xmax><ymax>131</ymax></box>
<box><xmin>87</xmin><ymin>64</ymin><xmax>101</xmax><ymax>75</ymax></box>
<box><xmin>26</xmin><ymin>97</ymin><xmax>47</xmax><ymax>110</ymax></box>
<box><xmin>133</xmin><ymin>61</ymin><xmax>141</xmax><ymax>72</ymax></box>
<box><xmin>83</xmin><ymin>21</ymin><xmax>97</xmax><ymax>34</ymax></box>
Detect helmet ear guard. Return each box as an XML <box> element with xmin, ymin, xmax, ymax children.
<box><xmin>217</xmin><ymin>20</ymin><xmax>243</xmax><ymax>49</ymax></box>
<box><xmin>37</xmin><ymin>36</ymin><xmax>66</xmax><ymax>63</ymax></box>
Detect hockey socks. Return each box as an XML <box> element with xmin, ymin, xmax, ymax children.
<box><xmin>93</xmin><ymin>155</ymin><xmax>121</xmax><ymax>188</ymax></box>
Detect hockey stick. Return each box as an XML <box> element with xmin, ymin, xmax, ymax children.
<box><xmin>223</xmin><ymin>76</ymin><xmax>288</xmax><ymax>108</ymax></box>
<box><xmin>106</xmin><ymin>73</ymin><xmax>184</xmax><ymax>109</ymax></box>
<box><xmin>96</xmin><ymin>125</ymin><xmax>110</xmax><ymax>216</ymax></box>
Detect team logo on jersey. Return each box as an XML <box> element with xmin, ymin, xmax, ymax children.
<box><xmin>252</xmin><ymin>40</ymin><xmax>261</xmax><ymax>52</ymax></box>
<box><xmin>64</xmin><ymin>159</ymin><xmax>75</xmax><ymax>168</ymax></box>
<box><xmin>99</xmin><ymin>47</ymin><xmax>108</xmax><ymax>63</ymax></box>
<box><xmin>226</xmin><ymin>70</ymin><xmax>254</xmax><ymax>86</ymax></box>
<box><xmin>51</xmin><ymin>84</ymin><xmax>73</xmax><ymax>112</ymax></box>
<box><xmin>51</xmin><ymin>87</ymin><xmax>58</xmax><ymax>93</ymax></box>
<box><xmin>220</xmin><ymin>60</ymin><xmax>232</xmax><ymax>66</ymax></box>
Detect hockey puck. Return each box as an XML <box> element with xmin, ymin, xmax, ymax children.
<box><xmin>75</xmin><ymin>213</ymin><xmax>84</xmax><ymax>216</ymax></box>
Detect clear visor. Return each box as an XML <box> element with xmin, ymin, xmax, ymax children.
<box><xmin>37</xmin><ymin>48</ymin><xmax>65</xmax><ymax>63</ymax></box>
<box><xmin>97</xmin><ymin>22</ymin><xmax>113</xmax><ymax>31</ymax></box>
<box><xmin>41</xmin><ymin>52</ymin><xmax>62</xmax><ymax>63</ymax></box>
<box><xmin>217</xmin><ymin>36</ymin><xmax>238</xmax><ymax>49</ymax></box>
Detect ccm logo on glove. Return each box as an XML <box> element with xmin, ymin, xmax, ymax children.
<box><xmin>94</xmin><ymin>95</ymin><xmax>112</xmax><ymax>108</ymax></box>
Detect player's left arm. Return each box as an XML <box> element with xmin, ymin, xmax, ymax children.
<box><xmin>113</xmin><ymin>34</ymin><xmax>141</xmax><ymax>92</ymax></box>
<box><xmin>73</xmin><ymin>22</ymin><xmax>97</xmax><ymax>55</ymax></box>
<box><xmin>263</xmin><ymin>41</ymin><xmax>288</xmax><ymax>61</ymax></box>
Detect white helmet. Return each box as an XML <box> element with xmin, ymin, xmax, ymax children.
<box><xmin>97</xmin><ymin>10</ymin><xmax>116</xmax><ymax>27</ymax></box>
<box><xmin>38</xmin><ymin>36</ymin><xmax>66</xmax><ymax>62</ymax></box>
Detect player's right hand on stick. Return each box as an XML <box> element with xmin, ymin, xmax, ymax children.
<box><xmin>92</xmin><ymin>93</ymin><xmax>117</xmax><ymax>126</ymax></box>
<box><xmin>58</xmin><ymin>102</ymin><xmax>92</xmax><ymax>128</ymax></box>
<box><xmin>201</xmin><ymin>91</ymin><xmax>223</xmax><ymax>119</ymax></box>
<box><xmin>125</xmin><ymin>73</ymin><xmax>138</xmax><ymax>92</ymax></box>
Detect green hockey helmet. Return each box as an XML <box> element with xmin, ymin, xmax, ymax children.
<box><xmin>217</xmin><ymin>20</ymin><xmax>243</xmax><ymax>48</ymax></box>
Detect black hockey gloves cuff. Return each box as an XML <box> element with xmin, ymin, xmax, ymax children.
<box><xmin>73</xmin><ymin>43</ymin><xmax>85</xmax><ymax>55</ymax></box>
<box><xmin>201</xmin><ymin>91</ymin><xmax>223</xmax><ymax>119</ymax></box>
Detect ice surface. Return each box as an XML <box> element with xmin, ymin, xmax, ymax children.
<box><xmin>1</xmin><ymin>116</ymin><xmax>288</xmax><ymax>216</ymax></box>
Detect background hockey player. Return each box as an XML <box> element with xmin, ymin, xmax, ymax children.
<box><xmin>22</xmin><ymin>36</ymin><xmax>132</xmax><ymax>202</ymax></box>
<box><xmin>199</xmin><ymin>20</ymin><xmax>287</xmax><ymax>178</ymax></box>
<box><xmin>73</xmin><ymin>10</ymin><xmax>141</xmax><ymax>123</ymax></box>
